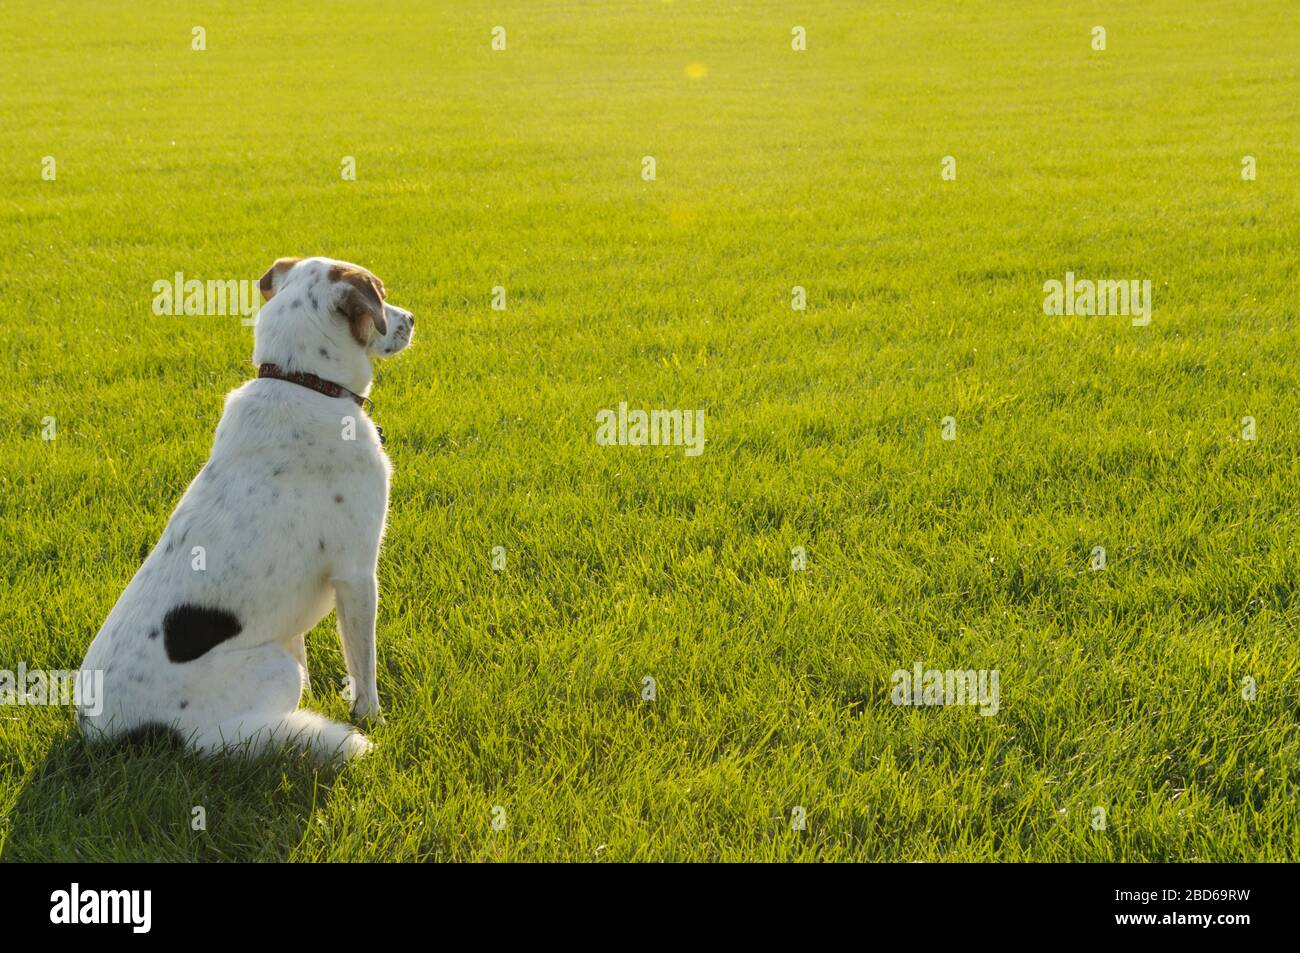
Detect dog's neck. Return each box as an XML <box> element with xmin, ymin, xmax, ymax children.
<box><xmin>256</xmin><ymin>363</ymin><xmax>369</xmax><ymax>408</ymax></box>
<box><xmin>251</xmin><ymin>300</ymin><xmax>374</xmax><ymax>397</ymax></box>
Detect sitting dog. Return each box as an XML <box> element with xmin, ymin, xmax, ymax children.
<box><xmin>77</xmin><ymin>257</ymin><xmax>414</xmax><ymax>761</ymax></box>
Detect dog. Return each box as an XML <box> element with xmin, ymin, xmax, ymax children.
<box><xmin>77</xmin><ymin>256</ymin><xmax>414</xmax><ymax>762</ymax></box>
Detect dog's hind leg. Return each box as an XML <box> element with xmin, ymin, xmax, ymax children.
<box><xmin>191</xmin><ymin>709</ymin><xmax>372</xmax><ymax>763</ymax></box>
<box><xmin>184</xmin><ymin>646</ymin><xmax>370</xmax><ymax>763</ymax></box>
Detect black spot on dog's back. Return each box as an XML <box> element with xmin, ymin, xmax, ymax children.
<box><xmin>163</xmin><ymin>604</ymin><xmax>242</xmax><ymax>663</ymax></box>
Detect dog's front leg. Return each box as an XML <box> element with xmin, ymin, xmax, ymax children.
<box><xmin>333</xmin><ymin>575</ymin><xmax>382</xmax><ymax>724</ymax></box>
<box><xmin>291</xmin><ymin>634</ymin><xmax>310</xmax><ymax>694</ymax></box>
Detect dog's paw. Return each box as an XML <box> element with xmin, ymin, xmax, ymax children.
<box><xmin>350</xmin><ymin>699</ymin><xmax>385</xmax><ymax>728</ymax></box>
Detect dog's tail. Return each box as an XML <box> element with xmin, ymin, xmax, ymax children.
<box><xmin>190</xmin><ymin>710</ymin><xmax>373</xmax><ymax>763</ymax></box>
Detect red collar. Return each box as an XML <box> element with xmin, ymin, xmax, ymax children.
<box><xmin>257</xmin><ymin>363</ymin><xmax>371</xmax><ymax>412</ymax></box>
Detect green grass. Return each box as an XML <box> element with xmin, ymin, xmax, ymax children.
<box><xmin>2</xmin><ymin>0</ymin><xmax>1299</xmax><ymax>861</ymax></box>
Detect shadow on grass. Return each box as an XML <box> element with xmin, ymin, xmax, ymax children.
<box><xmin>2</xmin><ymin>730</ymin><xmax>338</xmax><ymax>862</ymax></box>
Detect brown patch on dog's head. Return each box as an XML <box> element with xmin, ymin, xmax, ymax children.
<box><xmin>329</xmin><ymin>265</ymin><xmax>388</xmax><ymax>345</ymax></box>
<box><xmin>258</xmin><ymin>257</ymin><xmax>303</xmax><ymax>301</ymax></box>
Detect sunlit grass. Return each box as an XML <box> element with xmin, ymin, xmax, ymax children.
<box><xmin>1</xmin><ymin>0</ymin><xmax>1298</xmax><ymax>861</ymax></box>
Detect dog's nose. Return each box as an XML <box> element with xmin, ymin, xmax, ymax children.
<box><xmin>408</xmin><ymin>315</ymin><xmax>415</xmax><ymax>327</ymax></box>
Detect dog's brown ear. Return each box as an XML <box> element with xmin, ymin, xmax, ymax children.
<box><xmin>329</xmin><ymin>265</ymin><xmax>388</xmax><ymax>344</ymax></box>
<box><xmin>258</xmin><ymin>257</ymin><xmax>303</xmax><ymax>302</ymax></box>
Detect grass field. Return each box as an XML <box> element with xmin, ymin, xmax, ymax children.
<box><xmin>2</xmin><ymin>0</ymin><xmax>1299</xmax><ymax>862</ymax></box>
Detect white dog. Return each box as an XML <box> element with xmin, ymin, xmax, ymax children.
<box><xmin>77</xmin><ymin>256</ymin><xmax>414</xmax><ymax>762</ymax></box>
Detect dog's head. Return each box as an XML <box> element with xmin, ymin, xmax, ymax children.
<box><xmin>256</xmin><ymin>256</ymin><xmax>415</xmax><ymax>361</ymax></box>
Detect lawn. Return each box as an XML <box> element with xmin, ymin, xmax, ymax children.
<box><xmin>1</xmin><ymin>0</ymin><xmax>1298</xmax><ymax>861</ymax></box>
